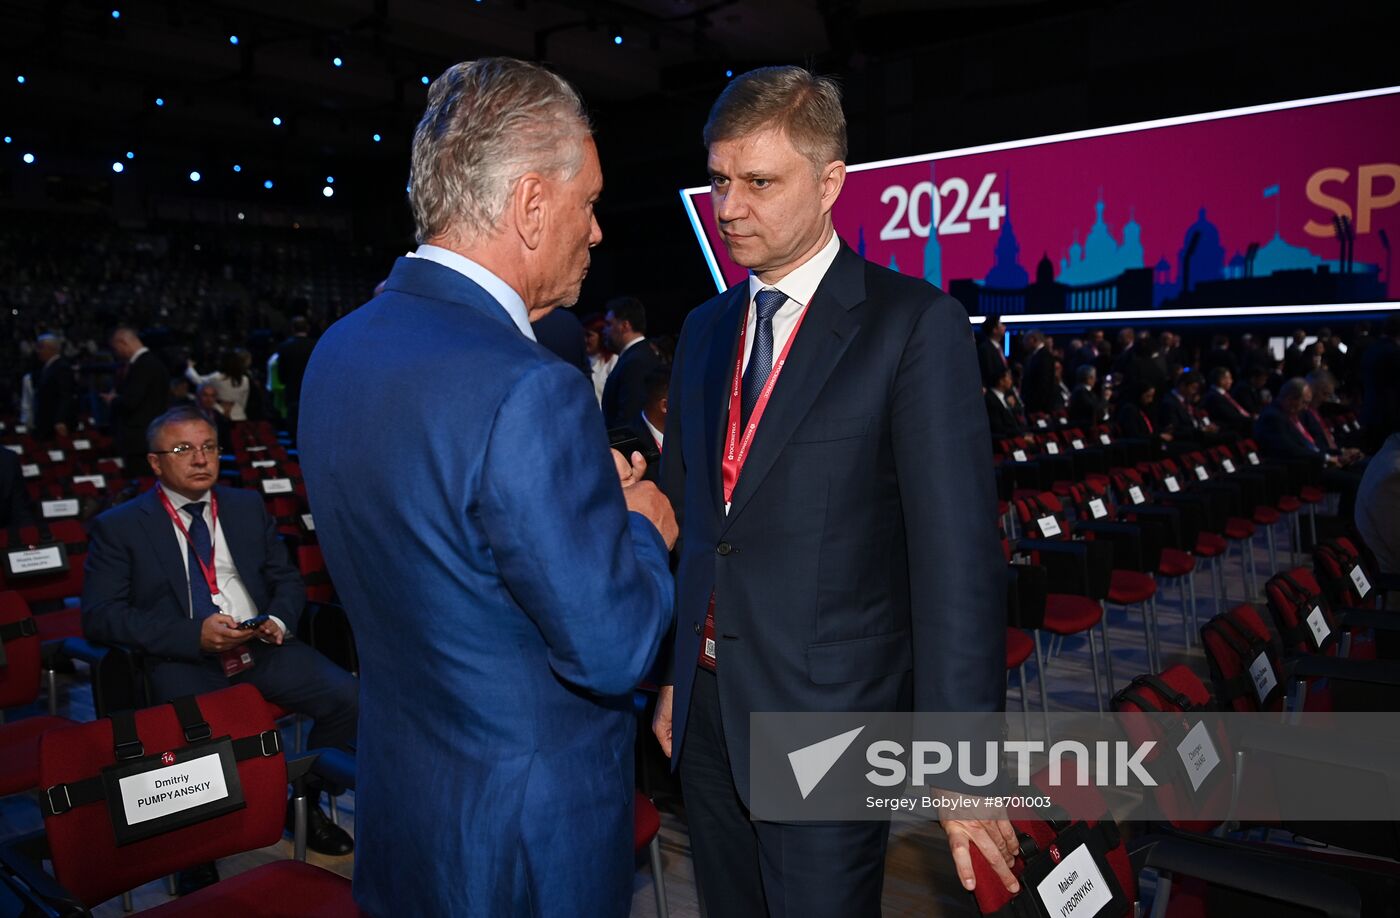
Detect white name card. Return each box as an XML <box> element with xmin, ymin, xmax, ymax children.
<box><xmin>300</xmin><ymin>513</ymin><xmax>315</xmax><ymax>531</ymax></box>
<box><xmin>1012</xmin><ymin>450</ymin><xmax>1028</xmax><ymax>462</ymax></box>
<box><xmin>47</xmin><ymin>450</ymin><xmax>64</xmax><ymax>462</ymax></box>
<box><xmin>73</xmin><ymin>475</ymin><xmax>107</xmax><ymax>490</ymax></box>
<box><xmin>1088</xmin><ymin>498</ymin><xmax>1108</xmax><ymax>519</ymax></box>
<box><xmin>1164</xmin><ymin>476</ymin><xmax>1181</xmax><ymax>492</ymax></box>
<box><xmin>1221</xmin><ymin>459</ymin><xmax>1236</xmax><ymax>473</ymax></box>
<box><xmin>1038</xmin><ymin>516</ymin><xmax>1062</xmax><ymax>538</ymax></box>
<box><xmin>119</xmin><ymin>752</ymin><xmax>229</xmax><ymax>826</ymax></box>
<box><xmin>1247</xmin><ymin>452</ymin><xmax>1260</xmax><ymax>465</ymax></box>
<box><xmin>1176</xmin><ymin>720</ymin><xmax>1221</xmax><ymax>792</ymax></box>
<box><xmin>1128</xmin><ymin>486</ymin><xmax>1145</xmax><ymax>505</ymax></box>
<box><xmin>20</xmin><ymin>464</ymin><xmax>40</xmax><ymax>478</ymax></box>
<box><xmin>1249</xmin><ymin>652</ymin><xmax>1278</xmax><ymax>704</ymax></box>
<box><xmin>7</xmin><ymin>546</ymin><xmax>64</xmax><ymax>574</ymax></box>
<box><xmin>250</xmin><ymin>459</ymin><xmax>276</xmax><ymax>469</ymax></box>
<box><xmin>1071</xmin><ymin>439</ymin><xmax>1085</xmax><ymax>450</ymax></box>
<box><xmin>1035</xmin><ymin>843</ymin><xmax>1113</xmax><ymax>918</ymax></box>
<box><xmin>1194</xmin><ymin>466</ymin><xmax>1209</xmax><ymax>481</ymax></box>
<box><xmin>1036</xmin><ymin>418</ymin><xmax>1049</xmax><ymax>429</ymax></box>
<box><xmin>260</xmin><ymin>478</ymin><xmax>294</xmax><ymax>495</ymax></box>
<box><xmin>1350</xmin><ymin>565</ymin><xmax>1372</xmax><ymax>599</ymax></box>
<box><xmin>1045</xmin><ymin>441</ymin><xmax>1060</xmax><ymax>455</ymax></box>
<box><xmin>40</xmin><ymin>499</ymin><xmax>80</xmax><ymax>519</ymax></box>
<box><xmin>72</xmin><ymin>439</ymin><xmax>92</xmax><ymax>450</ymax></box>
<box><xmin>1305</xmin><ymin>606</ymin><xmax>1331</xmax><ymax>649</ymax></box>
<box><xmin>3</xmin><ymin>444</ymin><xmax>21</xmax><ymax>455</ymax></box>
<box><xmin>1099</xmin><ymin>433</ymin><xmax>1112</xmax><ymax>445</ymax></box>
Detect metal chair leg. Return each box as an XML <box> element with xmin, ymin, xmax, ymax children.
<box><xmin>1148</xmin><ymin>596</ymin><xmax>1161</xmax><ymax>670</ymax></box>
<box><xmin>1087</xmin><ymin>627</ymin><xmax>1104</xmax><ymax>713</ymax></box>
<box><xmin>1018</xmin><ymin>663</ymin><xmax>1031</xmax><ymax>739</ymax></box>
<box><xmin>1033</xmin><ymin>632</ymin><xmax>1051</xmax><ymax>740</ymax></box>
<box><xmin>122</xmin><ymin>892</ymin><xmax>133</xmax><ymax>912</ymax></box>
<box><xmin>1139</xmin><ymin>602</ymin><xmax>1155</xmax><ymax>673</ymax></box>
<box><xmin>46</xmin><ymin>669</ymin><xmax>58</xmax><ymax>717</ymax></box>
<box><xmin>166</xmin><ymin>874</ymin><xmax>178</xmax><ymax>896</ymax></box>
<box><xmin>1212</xmin><ymin>557</ymin><xmax>1224</xmax><ymax>616</ymax></box>
<box><xmin>293</xmin><ymin>794</ymin><xmax>308</xmax><ymax>862</ymax></box>
<box><xmin>649</xmin><ymin>835</ymin><xmax>669</xmax><ymax>918</ymax></box>
<box><xmin>1179</xmin><ymin>579</ymin><xmax>1191</xmax><ymax>650</ymax></box>
<box><xmin>1101</xmin><ymin>617</ymin><xmax>1115</xmax><ymax>698</ymax></box>
<box><xmin>1266</xmin><ymin>523</ymin><xmax>1277</xmax><ymax>574</ymax></box>
<box><xmin>328</xmin><ymin>793</ymin><xmax>339</xmax><ymax>826</ymax></box>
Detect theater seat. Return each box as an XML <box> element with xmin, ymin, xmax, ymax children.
<box><xmin>0</xmin><ymin>714</ymin><xmax>73</xmax><ymax>796</ymax></box>
<box><xmin>634</xmin><ymin>791</ymin><xmax>669</xmax><ymax>918</ymax></box>
<box><xmin>138</xmin><ymin>859</ymin><xmax>356</xmax><ymax>917</ymax></box>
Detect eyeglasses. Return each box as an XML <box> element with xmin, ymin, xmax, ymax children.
<box><xmin>151</xmin><ymin>443</ymin><xmax>219</xmax><ymax>459</ymax></box>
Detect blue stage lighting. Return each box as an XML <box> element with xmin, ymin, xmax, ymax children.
<box><xmin>326</xmin><ymin>175</ymin><xmax>334</xmax><ymax>183</ymax></box>
<box><xmin>111</xmin><ymin>10</ymin><xmax>120</xmax><ymax>19</ymax></box>
<box><xmin>421</xmin><ymin>75</ymin><xmax>430</xmax><ymax>85</ymax></box>
<box><xmin>22</xmin><ymin>153</ymin><xmax>35</xmax><ymax>164</ymax></box>
<box><xmin>332</xmin><ymin>56</ymin><xmax>343</xmax><ymax>67</ymax></box>
<box><xmin>189</xmin><ymin>171</ymin><xmax>201</xmax><ymax>182</ymax></box>
<box><xmin>272</xmin><ymin>116</ymin><xmax>282</xmax><ymax>126</ymax></box>
<box><xmin>125</xmin><ymin>150</ymin><xmax>134</xmax><ymax>159</ymax></box>
<box><xmin>613</xmin><ymin>35</ymin><xmax>622</xmax><ymax>45</ymax></box>
<box><xmin>155</xmin><ymin>97</ymin><xmax>165</xmax><ymax>106</ymax></box>
<box><xmin>2</xmin><ymin>137</ymin><xmax>10</xmax><ymax>144</ymax></box>
<box><xmin>263</xmin><ymin>179</ymin><xmax>274</xmax><ymax>189</ymax></box>
<box><xmin>17</xmin><ymin>76</ymin><xmax>26</xmax><ymax>84</ymax></box>
<box><xmin>229</xmin><ymin>35</ymin><xmax>239</xmax><ymax>45</ymax></box>
<box><xmin>322</xmin><ymin>186</ymin><xmax>334</xmax><ymax>198</ymax></box>
<box><xmin>112</xmin><ymin>162</ymin><xmax>124</xmax><ymax>173</ymax></box>
<box><xmin>372</xmin><ymin>133</ymin><xmax>382</xmax><ymax>142</ymax></box>
<box><xmin>725</xmin><ymin>69</ymin><xmax>733</xmax><ymax>78</ymax></box>
<box><xmin>233</xmin><ymin>164</ymin><xmax>242</xmax><ymax>172</ymax></box>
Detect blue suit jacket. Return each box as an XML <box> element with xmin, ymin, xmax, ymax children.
<box><xmin>82</xmin><ymin>486</ymin><xmax>305</xmax><ymax>660</ymax></box>
<box><xmin>1255</xmin><ymin>403</ymin><xmax>1324</xmax><ymax>461</ymax></box>
<box><xmin>297</xmin><ymin>256</ymin><xmax>672</xmax><ymax>917</ymax></box>
<box><xmin>659</xmin><ymin>244</ymin><xmax>1005</xmax><ymax>805</ymax></box>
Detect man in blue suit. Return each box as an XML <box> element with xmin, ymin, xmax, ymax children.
<box><xmin>297</xmin><ymin>58</ymin><xmax>677</xmax><ymax>917</ymax></box>
<box><xmin>82</xmin><ymin>405</ymin><xmax>359</xmax><ymax>881</ymax></box>
<box><xmin>651</xmin><ymin>66</ymin><xmax>1017</xmax><ymax>916</ymax></box>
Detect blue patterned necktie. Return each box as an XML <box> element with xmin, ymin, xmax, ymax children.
<box><xmin>741</xmin><ymin>288</ymin><xmax>788</xmax><ymax>426</ymax></box>
<box><xmin>183</xmin><ymin>502</ymin><xmax>220</xmax><ymax>620</ymax></box>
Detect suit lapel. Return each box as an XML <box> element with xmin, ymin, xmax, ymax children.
<box><xmin>722</xmin><ymin>246</ymin><xmax>866</xmax><ymax>529</ymax></box>
<box><xmin>702</xmin><ymin>286</ymin><xmax>749</xmax><ymax>518</ymax></box>
<box><xmin>139</xmin><ymin>489</ymin><xmax>192</xmax><ymax>617</ymax></box>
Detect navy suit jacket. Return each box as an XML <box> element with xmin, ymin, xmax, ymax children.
<box><xmin>600</xmin><ymin>337</ymin><xmax>664</xmax><ymax>428</ymax></box>
<box><xmin>1254</xmin><ymin>403</ymin><xmax>1323</xmax><ymax>461</ymax></box>
<box><xmin>0</xmin><ymin>448</ymin><xmax>33</xmax><ymax>527</ymax></box>
<box><xmin>659</xmin><ymin>244</ymin><xmax>1005</xmax><ymax>805</ymax></box>
<box><xmin>297</xmin><ymin>256</ymin><xmax>672</xmax><ymax>917</ymax></box>
<box><xmin>81</xmin><ymin>486</ymin><xmax>304</xmax><ymax>661</ymax></box>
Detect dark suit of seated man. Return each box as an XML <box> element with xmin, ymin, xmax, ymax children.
<box><xmin>984</xmin><ymin>367</ymin><xmax>1025</xmax><ymax>439</ymax></box>
<box><xmin>1202</xmin><ymin>367</ymin><xmax>1254</xmax><ymax>436</ymax></box>
<box><xmin>81</xmin><ymin>406</ymin><xmax>358</xmax><ymax>882</ymax></box>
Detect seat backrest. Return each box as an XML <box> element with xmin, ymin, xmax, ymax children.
<box><xmin>1200</xmin><ymin>604</ymin><xmax>1284</xmax><ymax>713</ymax></box>
<box><xmin>0</xmin><ymin>520</ymin><xmax>87</xmax><ymax>603</ymax></box>
<box><xmin>38</xmin><ymin>684</ymin><xmax>287</xmax><ymax>907</ymax></box>
<box><xmin>0</xmin><ymin>591</ymin><xmax>41</xmax><ymax>709</ymax></box>
<box><xmin>1265</xmin><ymin>568</ymin><xmax>1341</xmax><ymax>657</ymax></box>
<box><xmin>1112</xmin><ymin>664</ymin><xmax>1230</xmax><ymax>832</ymax></box>
<box><xmin>1314</xmin><ymin>537</ymin><xmax>1377</xmax><ymax>609</ymax></box>
<box><xmin>298</xmin><ymin>544</ymin><xmax>337</xmax><ymax>602</ymax></box>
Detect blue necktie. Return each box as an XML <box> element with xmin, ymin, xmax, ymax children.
<box><xmin>183</xmin><ymin>502</ymin><xmax>220</xmax><ymax>620</ymax></box>
<box><xmin>741</xmin><ymin>288</ymin><xmax>788</xmax><ymax>426</ymax></box>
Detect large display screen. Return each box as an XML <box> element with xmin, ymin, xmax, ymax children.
<box><xmin>680</xmin><ymin>86</ymin><xmax>1400</xmax><ymax>324</ymax></box>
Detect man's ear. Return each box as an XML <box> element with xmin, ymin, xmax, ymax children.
<box><xmin>659</xmin><ymin>396</ymin><xmax>668</xmax><ymax>417</ymax></box>
<box><xmin>147</xmin><ymin>454</ymin><xmax>161</xmax><ymax>477</ymax></box>
<box><xmin>512</xmin><ymin>173</ymin><xmax>547</xmax><ymax>250</ymax></box>
<box><xmin>819</xmin><ymin>161</ymin><xmax>846</xmax><ymax>214</ymax></box>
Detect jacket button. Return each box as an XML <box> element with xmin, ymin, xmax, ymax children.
<box><xmin>693</xmin><ymin>622</ymin><xmax>702</xmax><ymax>635</ymax></box>
<box><xmin>716</xmin><ymin>541</ymin><xmax>733</xmax><ymax>556</ymax></box>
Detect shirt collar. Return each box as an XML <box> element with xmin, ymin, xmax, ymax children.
<box><xmin>129</xmin><ymin>346</ymin><xmax>149</xmax><ymax>364</ymax></box>
<box><xmin>642</xmin><ymin>413</ymin><xmax>664</xmax><ymax>449</ymax></box>
<box><xmin>159</xmin><ymin>483</ymin><xmax>213</xmax><ymax>511</ymax></box>
<box><xmin>746</xmin><ymin>230</ymin><xmax>841</xmax><ymax>309</ymax></box>
<box><xmin>619</xmin><ymin>335</ymin><xmax>647</xmax><ymax>356</ymax></box>
<box><xmin>411</xmin><ymin>244</ymin><xmax>536</xmax><ymax>341</ymax></box>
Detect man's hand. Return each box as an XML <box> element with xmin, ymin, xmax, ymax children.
<box><xmin>624</xmin><ymin>480</ymin><xmax>678</xmax><ymax>550</ymax></box>
<box><xmin>653</xmin><ymin>685</ymin><xmax>674</xmax><ymax>757</ymax></box>
<box><xmin>938</xmin><ymin>810</ymin><xmax>1020</xmax><ymax>895</ymax></box>
<box><xmin>199</xmin><ymin>614</ymin><xmax>257</xmax><ymax>653</ymax></box>
<box><xmin>612</xmin><ymin>448</ymin><xmax>648</xmax><ymax>487</ymax></box>
<box><xmin>254</xmin><ymin>618</ymin><xmax>284</xmax><ymax>645</ymax></box>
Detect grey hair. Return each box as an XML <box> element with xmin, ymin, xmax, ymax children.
<box><xmin>1280</xmin><ymin>378</ymin><xmax>1310</xmax><ymax>402</ymax></box>
<box><xmin>409</xmin><ymin>58</ymin><xmax>592</xmax><ymax>245</ymax></box>
<box><xmin>146</xmin><ymin>406</ymin><xmax>217</xmax><ymax>451</ymax></box>
<box><xmin>704</xmin><ymin>66</ymin><xmax>847</xmax><ymax>168</ymax></box>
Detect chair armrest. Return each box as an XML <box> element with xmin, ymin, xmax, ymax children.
<box><xmin>1128</xmin><ymin>834</ymin><xmax>1363</xmax><ymax>918</ymax></box>
<box><xmin>1335</xmin><ymin>608</ymin><xmax>1400</xmax><ymax>633</ymax></box>
<box><xmin>1286</xmin><ymin>655</ymin><xmax>1400</xmax><ymax>686</ymax></box>
<box><xmin>0</xmin><ymin>831</ymin><xmax>85</xmax><ymax>916</ymax></box>
<box><xmin>307</xmin><ymin>747</ymin><xmax>357</xmax><ymax>791</ymax></box>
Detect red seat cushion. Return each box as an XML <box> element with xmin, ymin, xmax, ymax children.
<box><xmin>634</xmin><ymin>791</ymin><xmax>660</xmax><ymax>851</ymax></box>
<box><xmin>1252</xmin><ymin>506</ymin><xmax>1280</xmax><ymax>525</ymax></box>
<box><xmin>1223</xmin><ymin>517</ymin><xmax>1255</xmax><ymax>540</ymax></box>
<box><xmin>1277</xmin><ymin>495</ymin><xmax>1301</xmax><ymax>513</ymax></box>
<box><xmin>1157</xmin><ymin>547</ymin><xmax>1196</xmax><ymax>578</ymax></box>
<box><xmin>1108</xmin><ymin>569</ymin><xmax>1156</xmax><ymax>604</ymax></box>
<box><xmin>1005</xmin><ymin>628</ymin><xmax>1034</xmax><ymax>669</ymax></box>
<box><xmin>1042</xmin><ymin>594</ymin><xmax>1103</xmax><ymax>634</ymax></box>
<box><xmin>1194</xmin><ymin>532</ymin><xmax>1226</xmax><ymax>556</ymax></box>
<box><xmin>0</xmin><ymin>716</ymin><xmax>75</xmax><ymax>796</ymax></box>
<box><xmin>142</xmin><ymin>860</ymin><xmax>358</xmax><ymax>917</ymax></box>
<box><xmin>35</xmin><ymin>607</ymin><xmax>82</xmax><ymax>643</ymax></box>
<box><xmin>1299</xmin><ymin>486</ymin><xmax>1325</xmax><ymax>503</ymax></box>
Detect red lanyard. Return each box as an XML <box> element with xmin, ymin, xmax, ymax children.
<box><xmin>1139</xmin><ymin>408</ymin><xmax>1154</xmax><ymax>434</ymax></box>
<box><xmin>721</xmin><ymin>294</ymin><xmax>811</xmax><ymax>506</ymax></box>
<box><xmin>1309</xmin><ymin>409</ymin><xmax>1335</xmax><ymax>449</ymax></box>
<box><xmin>1291</xmin><ymin>417</ymin><xmax>1317</xmax><ymax>448</ymax></box>
<box><xmin>158</xmin><ymin>486</ymin><xmax>221</xmax><ymax>596</ymax></box>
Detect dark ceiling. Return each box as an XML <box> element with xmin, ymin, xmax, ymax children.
<box><xmin>2</xmin><ymin>0</ymin><xmax>1397</xmax><ymax>327</ymax></box>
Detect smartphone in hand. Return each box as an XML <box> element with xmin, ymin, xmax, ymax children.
<box><xmin>236</xmin><ymin>613</ymin><xmax>271</xmax><ymax>631</ymax></box>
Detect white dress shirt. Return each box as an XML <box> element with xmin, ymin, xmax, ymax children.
<box><xmin>642</xmin><ymin>413</ymin><xmax>664</xmax><ymax>451</ymax></box>
<box><xmin>589</xmin><ymin>353</ymin><xmax>617</xmax><ymax>405</ymax></box>
<box><xmin>161</xmin><ymin>486</ymin><xmax>285</xmax><ymax>638</ymax></box>
<box><xmin>410</xmin><ymin>244</ymin><xmax>536</xmax><ymax>342</ymax></box>
<box><xmin>741</xmin><ymin>231</ymin><xmax>841</xmax><ymax>374</ymax></box>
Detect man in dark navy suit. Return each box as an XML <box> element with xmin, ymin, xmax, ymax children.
<box><xmin>81</xmin><ymin>406</ymin><xmax>357</xmax><ymax>874</ymax></box>
<box><xmin>652</xmin><ymin>66</ymin><xmax>1014</xmax><ymax>917</ymax></box>
<box><xmin>600</xmin><ymin>296</ymin><xmax>664</xmax><ymax>427</ymax></box>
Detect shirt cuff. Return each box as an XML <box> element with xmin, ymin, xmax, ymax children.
<box><xmin>261</xmin><ymin>615</ymin><xmax>288</xmax><ymax>642</ymax></box>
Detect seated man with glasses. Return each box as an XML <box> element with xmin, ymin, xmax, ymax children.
<box><xmin>81</xmin><ymin>406</ymin><xmax>358</xmax><ymax>890</ymax></box>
